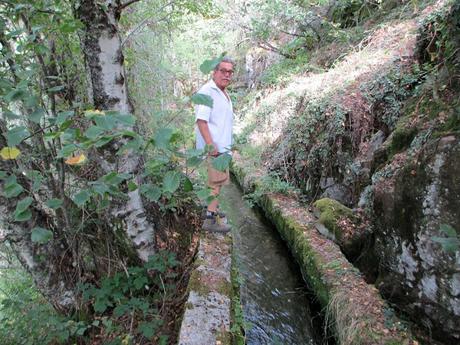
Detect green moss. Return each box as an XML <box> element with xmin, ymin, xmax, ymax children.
<box><xmin>217</xmin><ymin>280</ymin><xmax>232</xmax><ymax>297</ymax></box>
<box><xmin>261</xmin><ymin>195</ymin><xmax>330</xmax><ymax>306</ymax></box>
<box><xmin>313</xmin><ymin>198</ymin><xmax>356</xmax><ymax>241</ymax></box>
<box><xmin>184</xmin><ymin>302</ymin><xmax>194</xmax><ymax>310</ymax></box>
<box><xmin>230</xmin><ymin>255</ymin><xmax>245</xmax><ymax>345</ymax></box>
<box><xmin>389</xmin><ymin>127</ymin><xmax>418</xmax><ymax>156</ymax></box>
<box><xmin>216</xmin><ymin>329</ymin><xmax>232</xmax><ymax>345</ymax></box>
<box><xmin>186</xmin><ymin>270</ymin><xmax>210</xmax><ymax>296</ymax></box>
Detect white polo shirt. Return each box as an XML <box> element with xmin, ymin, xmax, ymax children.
<box><xmin>195</xmin><ymin>79</ymin><xmax>233</xmax><ymax>154</ymax></box>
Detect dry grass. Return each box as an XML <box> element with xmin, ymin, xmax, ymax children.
<box><xmin>325</xmin><ymin>289</ymin><xmax>366</xmax><ymax>345</ymax></box>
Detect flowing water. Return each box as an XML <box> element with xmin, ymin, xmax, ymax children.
<box><xmin>220</xmin><ymin>182</ymin><xmax>320</xmax><ymax>345</ymax></box>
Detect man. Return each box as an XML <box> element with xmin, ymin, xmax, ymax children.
<box><xmin>195</xmin><ymin>57</ymin><xmax>235</xmax><ymax>233</ymax></box>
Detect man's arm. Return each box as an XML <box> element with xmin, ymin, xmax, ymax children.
<box><xmin>196</xmin><ymin>119</ymin><xmax>218</xmax><ymax>156</ymax></box>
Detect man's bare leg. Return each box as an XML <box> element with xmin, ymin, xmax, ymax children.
<box><xmin>207</xmin><ymin>185</ymin><xmax>220</xmax><ymax>213</ymax></box>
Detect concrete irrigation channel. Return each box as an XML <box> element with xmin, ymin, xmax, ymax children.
<box><xmin>178</xmin><ymin>154</ymin><xmax>417</xmax><ymax>345</ymax></box>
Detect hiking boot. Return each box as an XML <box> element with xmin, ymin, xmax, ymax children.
<box><xmin>216</xmin><ymin>209</ymin><xmax>226</xmax><ymax>218</ymax></box>
<box><xmin>202</xmin><ymin>208</ymin><xmax>227</xmax><ymax>220</ymax></box>
<box><xmin>202</xmin><ymin>214</ymin><xmax>231</xmax><ymax>233</ymax></box>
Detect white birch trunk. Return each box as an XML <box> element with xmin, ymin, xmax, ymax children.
<box><xmin>77</xmin><ymin>0</ymin><xmax>155</xmax><ymax>261</ymax></box>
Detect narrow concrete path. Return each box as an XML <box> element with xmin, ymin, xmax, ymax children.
<box><xmin>178</xmin><ymin>232</ymin><xmax>232</xmax><ymax>345</ymax></box>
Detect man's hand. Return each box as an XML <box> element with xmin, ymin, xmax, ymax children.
<box><xmin>197</xmin><ymin>120</ymin><xmax>219</xmax><ymax>156</ymax></box>
<box><xmin>209</xmin><ymin>144</ymin><xmax>219</xmax><ymax>157</ymax></box>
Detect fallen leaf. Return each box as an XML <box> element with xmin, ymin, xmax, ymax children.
<box><xmin>65</xmin><ymin>153</ymin><xmax>86</xmax><ymax>165</ymax></box>
<box><xmin>84</xmin><ymin>109</ymin><xmax>105</xmax><ymax>116</ymax></box>
<box><xmin>0</xmin><ymin>147</ymin><xmax>21</xmax><ymax>160</ymax></box>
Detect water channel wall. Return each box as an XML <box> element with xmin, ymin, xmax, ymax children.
<box><xmin>231</xmin><ymin>155</ymin><xmax>417</xmax><ymax>345</ymax></box>
<box><xmin>178</xmin><ymin>230</ymin><xmax>244</xmax><ymax>345</ymax></box>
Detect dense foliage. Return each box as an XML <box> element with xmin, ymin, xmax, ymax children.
<box><xmin>0</xmin><ymin>0</ymin><xmax>230</xmax><ymax>343</ymax></box>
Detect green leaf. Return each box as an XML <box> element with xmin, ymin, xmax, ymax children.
<box><xmin>14</xmin><ymin>197</ymin><xmax>33</xmax><ymax>222</ymax></box>
<box><xmin>94</xmin><ymin>135</ymin><xmax>115</xmax><ymax>147</ymax></box>
<box><xmin>62</xmin><ymin>128</ymin><xmax>79</xmax><ymax>141</ymax></box>
<box><xmin>47</xmin><ymin>85</ymin><xmax>65</xmax><ymax>93</ymax></box>
<box><xmin>73</xmin><ymin>190</ymin><xmax>91</xmax><ymax>207</ymax></box>
<box><xmin>84</xmin><ymin>126</ymin><xmax>105</xmax><ymax>139</ymax></box>
<box><xmin>186</xmin><ymin>148</ymin><xmax>204</xmax><ymax>156</ymax></box>
<box><xmin>94</xmin><ymin>299</ymin><xmax>109</xmax><ymax>313</ymax></box>
<box><xmin>211</xmin><ymin>153</ymin><xmax>232</xmax><ymax>172</ymax></box>
<box><xmin>432</xmin><ymin>236</ymin><xmax>460</xmax><ymax>253</ymax></box>
<box><xmin>112</xmin><ymin>113</ymin><xmax>136</xmax><ymax>127</ymax></box>
<box><xmin>57</xmin><ymin>144</ymin><xmax>78</xmax><ymax>158</ymax></box>
<box><xmin>140</xmin><ymin>184</ymin><xmax>162</xmax><ymax>202</ymax></box>
<box><xmin>35</xmin><ymin>44</ymin><xmax>50</xmax><ymax>55</ymax></box>
<box><xmin>3</xmin><ymin>175</ymin><xmax>24</xmax><ymax>198</ymax></box>
<box><xmin>31</xmin><ymin>227</ymin><xmax>53</xmax><ymax>244</ymax></box>
<box><xmin>133</xmin><ymin>275</ymin><xmax>148</xmax><ymax>290</ymax></box>
<box><xmin>183</xmin><ymin>177</ymin><xmax>193</xmax><ymax>192</ymax></box>
<box><xmin>46</xmin><ymin>198</ymin><xmax>63</xmax><ymax>209</ymax></box>
<box><xmin>30</xmin><ymin>108</ymin><xmax>45</xmax><ymax>123</ymax></box>
<box><xmin>199</xmin><ymin>52</ymin><xmax>226</xmax><ymax>74</ymax></box>
<box><xmin>4</xmin><ymin>89</ymin><xmax>26</xmax><ymax>102</ymax></box>
<box><xmin>25</xmin><ymin>94</ymin><xmax>39</xmax><ymax>108</ymax></box>
<box><xmin>75</xmin><ymin>325</ymin><xmax>87</xmax><ymax>336</ymax></box>
<box><xmin>153</xmin><ymin>128</ymin><xmax>174</xmax><ymax>150</ymax></box>
<box><xmin>56</xmin><ymin>111</ymin><xmax>74</xmax><ymax>126</ymax></box>
<box><xmin>6</xmin><ymin>28</ymin><xmax>24</xmax><ymax>38</ymax></box>
<box><xmin>91</xmin><ymin>182</ymin><xmax>110</xmax><ymax>196</ymax></box>
<box><xmin>15</xmin><ymin>196</ymin><xmax>33</xmax><ymax>213</ymax></box>
<box><xmin>3</xmin><ymin>109</ymin><xmax>20</xmax><ymax>120</ymax></box>
<box><xmin>26</xmin><ymin>170</ymin><xmax>43</xmax><ymax>192</ymax></box>
<box><xmin>0</xmin><ymin>171</ymin><xmax>7</xmax><ymax>179</ymax></box>
<box><xmin>440</xmin><ymin>224</ymin><xmax>457</xmax><ymax>238</ymax></box>
<box><xmin>196</xmin><ymin>188</ymin><xmax>215</xmax><ymax>204</ymax></box>
<box><xmin>102</xmin><ymin>172</ymin><xmax>131</xmax><ymax>185</ymax></box>
<box><xmin>14</xmin><ymin>209</ymin><xmax>32</xmax><ymax>222</ymax></box>
<box><xmin>137</xmin><ymin>322</ymin><xmax>155</xmax><ymax>339</ymax></box>
<box><xmin>113</xmin><ymin>304</ymin><xmax>130</xmax><ymax>317</ymax></box>
<box><xmin>163</xmin><ymin>171</ymin><xmax>181</xmax><ymax>193</ymax></box>
<box><xmin>186</xmin><ymin>156</ymin><xmax>202</xmax><ymax>168</ymax></box>
<box><xmin>59</xmin><ymin>20</ymin><xmax>83</xmax><ymax>33</ymax></box>
<box><xmin>94</xmin><ymin>115</ymin><xmax>116</xmax><ymax>130</ymax></box>
<box><xmin>117</xmin><ymin>136</ymin><xmax>144</xmax><ymax>154</ymax></box>
<box><xmin>44</xmin><ymin>131</ymin><xmax>62</xmax><ymax>141</ymax></box>
<box><xmin>7</xmin><ymin>126</ymin><xmax>29</xmax><ymax>146</ymax></box>
<box><xmin>191</xmin><ymin>93</ymin><xmax>213</xmax><ymax>107</ymax></box>
<box><xmin>121</xmin><ymin>130</ymin><xmax>138</xmax><ymax>137</ymax></box>
<box><xmin>128</xmin><ymin>180</ymin><xmax>138</xmax><ymax>192</ymax></box>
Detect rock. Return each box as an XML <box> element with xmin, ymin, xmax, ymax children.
<box><xmin>372</xmin><ymin>136</ymin><xmax>460</xmax><ymax>342</ymax></box>
<box><xmin>313</xmin><ymin>198</ymin><xmax>364</xmax><ymax>258</ymax></box>
<box><xmin>320</xmin><ymin>182</ymin><xmax>352</xmax><ymax>205</ymax></box>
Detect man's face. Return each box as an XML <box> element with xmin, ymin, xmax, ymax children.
<box><xmin>212</xmin><ymin>62</ymin><xmax>234</xmax><ymax>90</ymax></box>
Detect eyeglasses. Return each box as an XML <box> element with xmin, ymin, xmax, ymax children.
<box><xmin>218</xmin><ymin>68</ymin><xmax>234</xmax><ymax>76</ymax></box>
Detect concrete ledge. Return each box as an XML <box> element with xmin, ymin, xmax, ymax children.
<box><xmin>178</xmin><ymin>233</ymin><xmax>233</xmax><ymax>345</ymax></box>
<box><xmin>231</xmin><ymin>156</ymin><xmax>417</xmax><ymax>345</ymax></box>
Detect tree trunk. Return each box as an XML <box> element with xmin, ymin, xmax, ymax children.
<box><xmin>76</xmin><ymin>0</ymin><xmax>155</xmax><ymax>261</ymax></box>
<box><xmin>1</xmin><ymin>0</ymin><xmax>155</xmax><ymax>314</ymax></box>
<box><xmin>0</xmin><ymin>129</ymin><xmax>77</xmax><ymax>313</ymax></box>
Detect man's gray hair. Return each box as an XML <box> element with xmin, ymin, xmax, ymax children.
<box><xmin>214</xmin><ymin>56</ymin><xmax>235</xmax><ymax>71</ymax></box>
